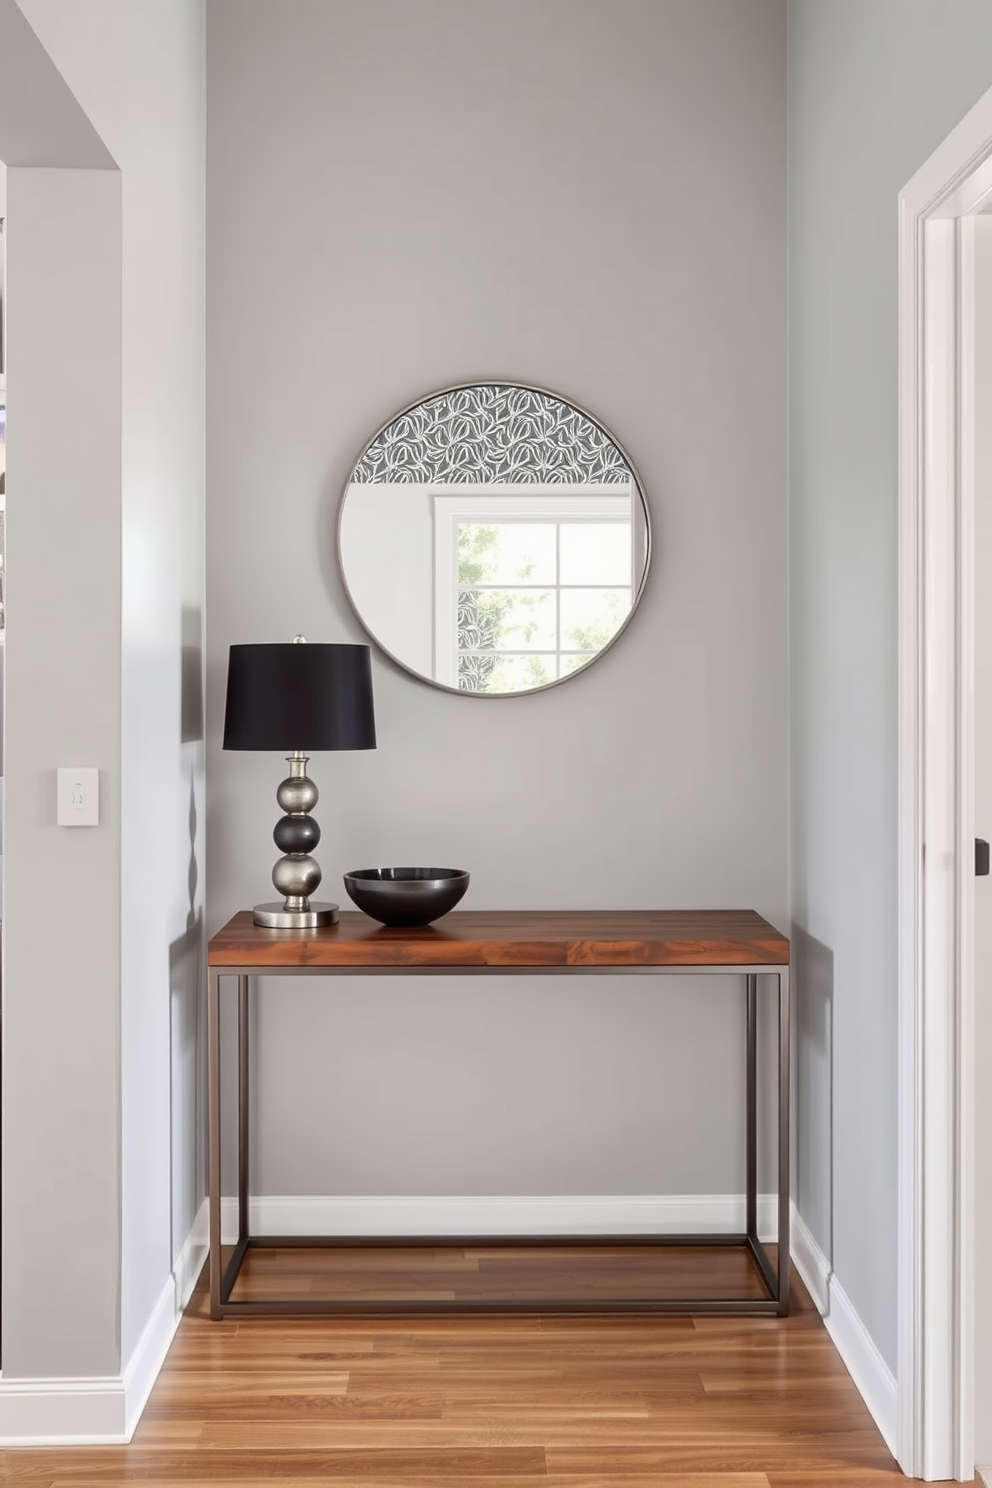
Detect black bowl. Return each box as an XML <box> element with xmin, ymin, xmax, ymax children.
<box><xmin>342</xmin><ymin>867</ymin><xmax>470</xmax><ymax>927</ymax></box>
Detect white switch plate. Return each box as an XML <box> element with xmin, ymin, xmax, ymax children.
<box><xmin>57</xmin><ymin>767</ymin><xmax>99</xmax><ymax>827</ymax></box>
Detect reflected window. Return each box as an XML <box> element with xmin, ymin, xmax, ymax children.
<box><xmin>432</xmin><ymin>490</ymin><xmax>632</xmax><ymax>692</ymax></box>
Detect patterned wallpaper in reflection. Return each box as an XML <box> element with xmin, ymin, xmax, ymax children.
<box><xmin>352</xmin><ymin>384</ymin><xmax>631</xmax><ymax>484</ymax></box>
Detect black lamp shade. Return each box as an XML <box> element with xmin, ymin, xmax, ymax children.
<box><xmin>223</xmin><ymin>643</ymin><xmax>376</xmax><ymax>752</ymax></box>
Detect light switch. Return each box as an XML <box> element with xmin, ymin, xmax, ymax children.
<box><xmin>57</xmin><ymin>767</ymin><xmax>99</xmax><ymax>827</ymax></box>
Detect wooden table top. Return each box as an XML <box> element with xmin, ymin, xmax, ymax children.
<box><xmin>208</xmin><ymin>909</ymin><xmax>789</xmax><ymax>969</ymax></box>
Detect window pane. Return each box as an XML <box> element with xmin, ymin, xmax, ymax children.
<box><xmin>560</xmin><ymin>587</ymin><xmax>630</xmax><ymax>650</ymax></box>
<box><xmin>559</xmin><ymin>523</ymin><xmax>631</xmax><ymax>585</ymax></box>
<box><xmin>559</xmin><ymin>653</ymin><xmax>597</xmax><ymax>677</ymax></box>
<box><xmin>458</xmin><ymin>523</ymin><xmax>557</xmax><ymax>585</ymax></box>
<box><xmin>459</xmin><ymin>653</ymin><xmax>556</xmax><ymax>693</ymax></box>
<box><xmin>458</xmin><ymin>589</ymin><xmax>556</xmax><ymax>650</ymax></box>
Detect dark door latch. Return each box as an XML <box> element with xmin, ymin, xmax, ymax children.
<box><xmin>977</xmin><ymin>839</ymin><xmax>990</xmax><ymax>876</ymax></box>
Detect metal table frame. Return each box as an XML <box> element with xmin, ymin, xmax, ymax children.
<box><xmin>207</xmin><ymin>958</ymin><xmax>790</xmax><ymax>1319</ymax></box>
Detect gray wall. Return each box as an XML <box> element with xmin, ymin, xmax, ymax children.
<box><xmin>206</xmin><ymin>0</ymin><xmax>788</xmax><ymax>1202</ymax></box>
<box><xmin>0</xmin><ymin>0</ymin><xmax>121</xmax><ymax>1383</ymax></box>
<box><xmin>788</xmin><ymin>0</ymin><xmax>992</xmax><ymax>1372</ymax></box>
<box><xmin>0</xmin><ymin>0</ymin><xmax>112</xmax><ymax>169</ymax></box>
<box><xmin>0</xmin><ymin>0</ymin><xmax>206</xmax><ymax>1383</ymax></box>
<box><xmin>3</xmin><ymin>165</ymin><xmax>122</xmax><ymax>1378</ymax></box>
<box><xmin>16</xmin><ymin>0</ymin><xmax>208</xmax><ymax>1370</ymax></box>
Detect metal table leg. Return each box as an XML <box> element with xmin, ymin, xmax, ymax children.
<box><xmin>238</xmin><ymin>975</ymin><xmax>250</xmax><ymax>1244</ymax></box>
<box><xmin>777</xmin><ymin>964</ymin><xmax>791</xmax><ymax>1314</ymax></box>
<box><xmin>745</xmin><ymin>973</ymin><xmax>758</xmax><ymax>1243</ymax></box>
<box><xmin>220</xmin><ymin>976</ymin><xmax>251</xmax><ymax>1302</ymax></box>
<box><xmin>208</xmin><ymin>967</ymin><xmax>222</xmax><ymax>1319</ymax></box>
<box><xmin>742</xmin><ymin>967</ymin><xmax>791</xmax><ymax>1314</ymax></box>
<box><xmin>208</xmin><ymin>970</ymin><xmax>253</xmax><ymax>1315</ymax></box>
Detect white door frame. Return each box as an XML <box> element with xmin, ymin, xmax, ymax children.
<box><xmin>898</xmin><ymin>83</ymin><xmax>992</xmax><ymax>1482</ymax></box>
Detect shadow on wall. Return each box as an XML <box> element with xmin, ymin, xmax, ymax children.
<box><xmin>169</xmin><ymin>770</ymin><xmax>203</xmax><ymax>1261</ymax></box>
<box><xmin>170</xmin><ymin>906</ymin><xmax>202</xmax><ymax>1262</ymax></box>
<box><xmin>173</xmin><ymin>604</ymin><xmax>205</xmax><ymax>1258</ymax></box>
<box><xmin>181</xmin><ymin>605</ymin><xmax>204</xmax><ymax>747</ymax></box>
<box><xmin>792</xmin><ymin>926</ymin><xmax>834</xmax><ymax>1268</ymax></box>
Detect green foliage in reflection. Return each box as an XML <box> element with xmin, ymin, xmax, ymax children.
<box><xmin>457</xmin><ymin>526</ymin><xmax>510</xmax><ymax>692</ymax></box>
<box><xmin>456</xmin><ymin>525</ymin><xmax>554</xmax><ymax>693</ymax></box>
<box><xmin>484</xmin><ymin>654</ymin><xmax>554</xmax><ymax>693</ymax></box>
<box><xmin>457</xmin><ymin>524</ymin><xmax>500</xmax><ymax>588</ymax></box>
<box><xmin>563</xmin><ymin>590</ymin><xmax>627</xmax><ymax>652</ymax></box>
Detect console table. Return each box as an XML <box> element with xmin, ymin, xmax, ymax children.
<box><xmin>207</xmin><ymin>909</ymin><xmax>790</xmax><ymax>1319</ymax></box>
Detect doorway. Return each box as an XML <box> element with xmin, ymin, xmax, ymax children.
<box><xmin>898</xmin><ymin>86</ymin><xmax>992</xmax><ymax>1483</ymax></box>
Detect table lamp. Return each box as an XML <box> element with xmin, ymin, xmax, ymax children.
<box><xmin>223</xmin><ymin>636</ymin><xmax>376</xmax><ymax>927</ymax></box>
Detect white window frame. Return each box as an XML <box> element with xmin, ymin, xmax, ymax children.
<box><xmin>432</xmin><ymin>483</ymin><xmax>632</xmax><ymax>689</ymax></box>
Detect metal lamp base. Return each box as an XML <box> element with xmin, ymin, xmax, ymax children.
<box><xmin>253</xmin><ymin>901</ymin><xmax>339</xmax><ymax>929</ymax></box>
<box><xmin>254</xmin><ymin>752</ymin><xmax>339</xmax><ymax>929</ymax></box>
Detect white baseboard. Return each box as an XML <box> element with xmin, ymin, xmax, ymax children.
<box><xmin>789</xmin><ymin>1200</ymin><xmax>830</xmax><ymax>1314</ymax></box>
<box><xmin>173</xmin><ymin>1199</ymin><xmax>209</xmax><ymax>1312</ymax></box>
<box><xmin>977</xmin><ymin>1467</ymin><xmax>991</xmax><ymax>1486</ymax></box>
<box><xmin>219</xmin><ymin>1191</ymin><xmax>781</xmax><ymax>1245</ymax></box>
<box><xmin>122</xmin><ymin>1199</ymin><xmax>208</xmax><ymax>1439</ymax></box>
<box><xmin>824</xmin><ymin>1274</ymin><xmax>898</xmax><ymax>1459</ymax></box>
<box><xmin>788</xmin><ymin>1201</ymin><xmax>897</xmax><ymax>1460</ymax></box>
<box><xmin>0</xmin><ymin>1198</ymin><xmax>208</xmax><ymax>1446</ymax></box>
<box><xmin>0</xmin><ymin>1377</ymin><xmax>126</xmax><ymax>1445</ymax></box>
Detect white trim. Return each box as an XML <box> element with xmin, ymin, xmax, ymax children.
<box><xmin>898</xmin><ymin>79</ymin><xmax>992</xmax><ymax>1482</ymax></box>
<box><xmin>0</xmin><ymin>1377</ymin><xmax>125</xmax><ymax>1445</ymax></box>
<box><xmin>826</xmin><ymin>1274</ymin><xmax>899</xmax><ymax>1461</ymax></box>
<box><xmin>0</xmin><ymin>1199</ymin><xmax>207</xmax><ymax>1445</ymax></box>
<box><xmin>122</xmin><ymin>1198</ymin><xmax>208</xmax><ymax>1439</ymax></box>
<box><xmin>219</xmin><ymin>1192</ymin><xmax>780</xmax><ymax>1244</ymax></box>
<box><xmin>173</xmin><ymin>1198</ymin><xmax>210</xmax><ymax>1313</ymax></box>
<box><xmin>433</xmin><ymin>492</ymin><xmax>633</xmax><ymax>515</ymax></box>
<box><xmin>121</xmin><ymin>1281</ymin><xmax>179</xmax><ymax>1441</ymax></box>
<box><xmin>920</xmin><ymin>215</ymin><xmax>961</xmax><ymax>1481</ymax></box>
<box><xmin>956</xmin><ymin>216</ymin><xmax>980</xmax><ymax>1481</ymax></box>
<box><xmin>789</xmin><ymin>1201</ymin><xmax>830</xmax><ymax>1315</ymax></box>
<box><xmin>977</xmin><ymin>1469</ymin><xmax>991</xmax><ymax>1487</ymax></box>
<box><xmin>789</xmin><ymin>1202</ymin><xmax>896</xmax><ymax>1456</ymax></box>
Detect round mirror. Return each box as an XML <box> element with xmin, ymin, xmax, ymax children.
<box><xmin>338</xmin><ymin>381</ymin><xmax>651</xmax><ymax>696</ymax></box>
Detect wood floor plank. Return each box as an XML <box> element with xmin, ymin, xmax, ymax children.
<box><xmin>193</xmin><ymin>1412</ymin><xmax>889</xmax><ymax>1448</ymax></box>
<box><xmin>47</xmin><ymin>1477</ymin><xmax>773</xmax><ymax>1488</ymax></box>
<box><xmin>42</xmin><ymin>1479</ymin><xmax>770</xmax><ymax>1488</ymax></box>
<box><xmin>148</xmin><ymin>1369</ymin><xmax>350</xmax><ymax>1395</ymax></box>
<box><xmin>43</xmin><ymin>1445</ymin><xmax>549</xmax><ymax>1479</ymax></box>
<box><xmin>545</xmin><ymin>1440</ymin><xmax>899</xmax><ymax>1474</ymax></box>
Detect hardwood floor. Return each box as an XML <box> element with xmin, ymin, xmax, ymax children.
<box><xmin>228</xmin><ymin>1240</ymin><xmax>772</xmax><ymax>1304</ymax></box>
<box><xmin>0</xmin><ymin>1248</ymin><xmax>965</xmax><ymax>1486</ymax></box>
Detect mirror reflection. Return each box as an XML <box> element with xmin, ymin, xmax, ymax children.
<box><xmin>338</xmin><ymin>383</ymin><xmax>651</xmax><ymax>696</ymax></box>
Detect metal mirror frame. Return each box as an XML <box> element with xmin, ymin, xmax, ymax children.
<box><xmin>336</xmin><ymin>379</ymin><xmax>653</xmax><ymax>698</ymax></box>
